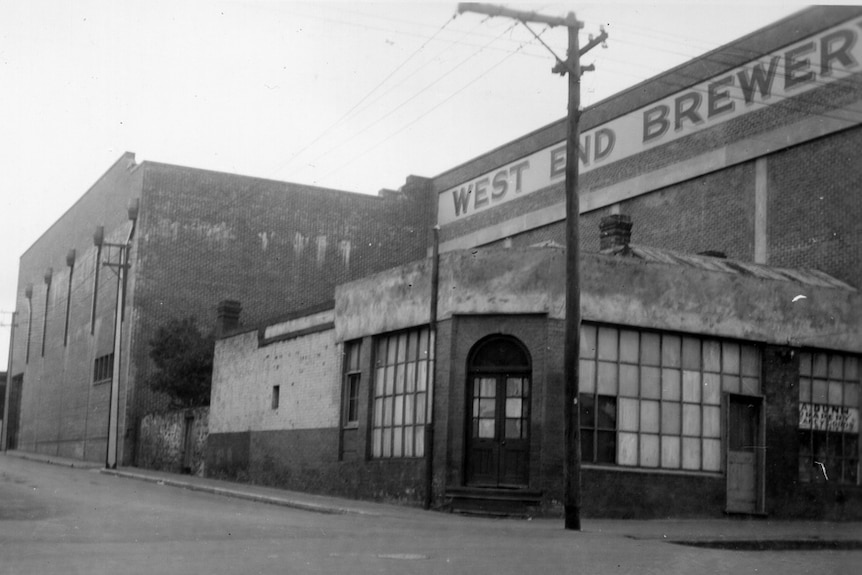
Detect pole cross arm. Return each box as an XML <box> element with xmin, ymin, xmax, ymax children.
<box><xmin>579</xmin><ymin>28</ymin><xmax>608</xmax><ymax>56</ymax></box>
<box><xmin>457</xmin><ymin>3</ymin><xmax>581</xmax><ymax>29</ymax></box>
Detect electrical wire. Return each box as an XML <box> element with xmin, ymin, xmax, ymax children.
<box><xmin>297</xmin><ymin>21</ymin><xmax>522</xmax><ymax>178</ymax></box>
<box><xmin>290</xmin><ymin>7</ymin><xmax>861</xmax><ymax>187</ymax></box>
<box><xmin>320</xmin><ymin>26</ymin><xmax>553</xmax><ymax>182</ymax></box>
<box><xmin>307</xmin><ymin>14</ymin><xmax>862</xmax><ymax>188</ymax></box>
<box><xmin>269</xmin><ymin>14</ymin><xmax>458</xmax><ymax>177</ymax></box>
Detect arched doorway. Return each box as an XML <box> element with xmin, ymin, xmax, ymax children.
<box><xmin>465</xmin><ymin>335</ymin><xmax>531</xmax><ymax>487</ymax></box>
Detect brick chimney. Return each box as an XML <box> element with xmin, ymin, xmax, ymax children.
<box><xmin>216</xmin><ymin>300</ymin><xmax>242</xmax><ymax>336</ymax></box>
<box><xmin>599</xmin><ymin>214</ymin><xmax>633</xmax><ymax>252</ymax></box>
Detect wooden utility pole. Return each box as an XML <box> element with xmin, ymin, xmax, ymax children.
<box><xmin>456</xmin><ymin>2</ymin><xmax>606</xmax><ymax>531</ymax></box>
<box><xmin>97</xmin><ymin>201</ymin><xmax>138</xmax><ymax>469</ymax></box>
<box><xmin>2</xmin><ymin>311</ymin><xmax>17</xmax><ymax>451</ymax></box>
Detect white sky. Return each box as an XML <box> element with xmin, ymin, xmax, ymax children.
<box><xmin>0</xmin><ymin>0</ymin><xmax>813</xmax><ymax>370</ymax></box>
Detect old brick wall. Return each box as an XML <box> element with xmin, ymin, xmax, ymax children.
<box><xmin>493</xmin><ymin>124</ymin><xmax>862</xmax><ymax>291</ymax></box>
<box><xmin>767</xmin><ymin>126</ymin><xmax>862</xmax><ymax>290</ymax></box>
<box><xmin>209</xmin><ymin>318</ymin><xmax>340</xmax><ymax>436</ymax></box>
<box><xmin>582</xmin><ymin>468</ymin><xmax>726</xmax><ymax>518</ymax></box>
<box><xmin>437</xmin><ymin>9</ymin><xmax>862</xmax><ymax>295</ymax></box>
<box><xmin>13</xmin><ymin>153</ymin><xmax>142</xmax><ymax>462</ymax></box>
<box><xmin>208</xmin><ymin>317</ymin><xmax>430</xmax><ymax>504</ymax></box>
<box><xmin>126</xmin><ymin>164</ymin><xmax>431</xmax><ymax>462</ymax></box>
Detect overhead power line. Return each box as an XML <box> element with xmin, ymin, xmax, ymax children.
<box><xmin>269</xmin><ymin>14</ymin><xmax>458</xmax><ymax>178</ymax></box>
<box><xmin>296</xmin><ymin>20</ymin><xmax>522</xmax><ymax>179</ymax></box>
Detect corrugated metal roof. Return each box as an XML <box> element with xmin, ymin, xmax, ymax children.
<box><xmin>616</xmin><ymin>245</ymin><xmax>856</xmax><ymax>291</ymax></box>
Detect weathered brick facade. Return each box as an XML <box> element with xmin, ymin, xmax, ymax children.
<box><xmin>9</xmin><ymin>6</ymin><xmax>862</xmax><ymax>521</ymax></box>
<box><xmin>439</xmin><ymin>7</ymin><xmax>862</xmax><ymax>294</ymax></box>
<box><xmin>9</xmin><ymin>155</ymin><xmax>431</xmax><ymax>465</ymax></box>
<box><xmin>209</xmin><ymin>245</ymin><xmax>861</xmax><ymax>517</ymax></box>
<box><xmin>202</xmin><ymin>6</ymin><xmax>862</xmax><ymax>518</ymax></box>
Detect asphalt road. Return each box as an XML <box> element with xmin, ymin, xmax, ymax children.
<box><xmin>0</xmin><ymin>455</ymin><xmax>857</xmax><ymax>575</ymax></box>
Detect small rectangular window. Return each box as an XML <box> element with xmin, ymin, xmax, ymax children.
<box><xmin>272</xmin><ymin>385</ymin><xmax>280</xmax><ymax>410</ymax></box>
<box><xmin>345</xmin><ymin>374</ymin><xmax>360</xmax><ymax>424</ymax></box>
<box><xmin>93</xmin><ymin>353</ymin><xmax>114</xmax><ymax>383</ymax></box>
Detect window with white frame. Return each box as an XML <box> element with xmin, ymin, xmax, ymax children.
<box><xmin>798</xmin><ymin>351</ymin><xmax>860</xmax><ymax>485</ymax></box>
<box><xmin>371</xmin><ymin>327</ymin><xmax>433</xmax><ymax>459</ymax></box>
<box><xmin>579</xmin><ymin>324</ymin><xmax>761</xmax><ymax>472</ymax></box>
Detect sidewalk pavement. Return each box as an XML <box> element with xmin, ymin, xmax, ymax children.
<box><xmin>6</xmin><ymin>449</ymin><xmax>862</xmax><ymax>549</ymax></box>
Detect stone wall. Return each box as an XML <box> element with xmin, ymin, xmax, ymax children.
<box><xmin>137</xmin><ymin>407</ymin><xmax>209</xmax><ymax>476</ymax></box>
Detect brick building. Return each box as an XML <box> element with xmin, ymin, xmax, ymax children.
<box><xmin>435</xmin><ymin>6</ymin><xmax>862</xmax><ymax>293</ymax></box>
<box><xmin>206</xmin><ymin>6</ymin><xmax>862</xmax><ymax>519</ymax></box>
<box><xmin>6</xmin><ymin>5</ymin><xmax>862</xmax><ymax>518</ymax></box>
<box><xmin>208</xmin><ymin>229</ymin><xmax>861</xmax><ymax>518</ymax></box>
<box><xmin>3</xmin><ymin>153</ymin><xmax>431</xmax><ymax>465</ymax></box>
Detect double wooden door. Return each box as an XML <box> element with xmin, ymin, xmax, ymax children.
<box><xmin>466</xmin><ymin>373</ymin><xmax>530</xmax><ymax>487</ymax></box>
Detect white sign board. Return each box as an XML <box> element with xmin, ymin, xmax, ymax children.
<box><xmin>799</xmin><ymin>403</ymin><xmax>859</xmax><ymax>433</ymax></box>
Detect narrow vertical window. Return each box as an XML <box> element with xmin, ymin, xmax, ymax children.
<box><xmin>24</xmin><ymin>285</ymin><xmax>33</xmax><ymax>364</ymax></box>
<box><xmin>272</xmin><ymin>385</ymin><xmax>280</xmax><ymax>410</ymax></box>
<box><xmin>41</xmin><ymin>268</ymin><xmax>52</xmax><ymax>357</ymax></box>
<box><xmin>343</xmin><ymin>340</ymin><xmax>362</xmax><ymax>427</ymax></box>
<box><xmin>64</xmin><ymin>249</ymin><xmax>75</xmax><ymax>346</ymax></box>
<box><xmin>91</xmin><ymin>236</ymin><xmax>103</xmax><ymax>335</ymax></box>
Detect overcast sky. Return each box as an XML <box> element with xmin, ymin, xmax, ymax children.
<box><xmin>0</xmin><ymin>1</ymin><xmax>811</xmax><ymax>370</ymax></box>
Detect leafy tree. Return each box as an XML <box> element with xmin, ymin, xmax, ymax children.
<box><xmin>147</xmin><ymin>317</ymin><xmax>214</xmax><ymax>409</ymax></box>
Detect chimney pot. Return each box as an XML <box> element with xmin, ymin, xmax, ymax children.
<box><xmin>599</xmin><ymin>214</ymin><xmax>633</xmax><ymax>252</ymax></box>
<box><xmin>216</xmin><ymin>300</ymin><xmax>242</xmax><ymax>336</ymax></box>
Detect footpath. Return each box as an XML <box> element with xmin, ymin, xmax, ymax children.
<box><xmin>6</xmin><ymin>449</ymin><xmax>862</xmax><ymax>551</ymax></box>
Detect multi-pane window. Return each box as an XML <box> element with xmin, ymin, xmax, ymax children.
<box><xmin>93</xmin><ymin>353</ymin><xmax>114</xmax><ymax>383</ymax></box>
<box><xmin>798</xmin><ymin>352</ymin><xmax>860</xmax><ymax>485</ymax></box>
<box><xmin>503</xmin><ymin>376</ymin><xmax>529</xmax><ymax>440</ymax></box>
<box><xmin>471</xmin><ymin>376</ymin><xmax>530</xmax><ymax>440</ymax></box>
<box><xmin>580</xmin><ymin>324</ymin><xmax>761</xmax><ymax>472</ymax></box>
<box><xmin>343</xmin><ymin>340</ymin><xmax>362</xmax><ymax>427</ymax></box>
<box><xmin>581</xmin><ymin>394</ymin><xmax>616</xmax><ymax>464</ymax></box>
<box><xmin>371</xmin><ymin>327</ymin><xmax>433</xmax><ymax>459</ymax></box>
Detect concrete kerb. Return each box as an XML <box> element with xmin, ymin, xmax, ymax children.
<box><xmin>6</xmin><ymin>450</ymin><xmax>862</xmax><ymax>549</ymax></box>
<box><xmin>99</xmin><ymin>468</ymin><xmax>381</xmax><ymax>517</ymax></box>
<box><xmin>4</xmin><ymin>449</ymin><xmax>103</xmax><ymax>470</ymax></box>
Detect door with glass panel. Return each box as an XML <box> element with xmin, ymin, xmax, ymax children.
<box><xmin>466</xmin><ymin>336</ymin><xmax>531</xmax><ymax>487</ymax></box>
